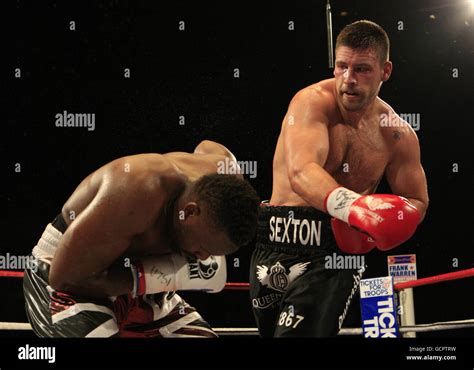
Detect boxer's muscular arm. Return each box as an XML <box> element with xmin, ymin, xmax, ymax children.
<box><xmin>285</xmin><ymin>90</ymin><xmax>339</xmax><ymax>210</ymax></box>
<box><xmin>194</xmin><ymin>140</ymin><xmax>237</xmax><ymax>162</ymax></box>
<box><xmin>49</xmin><ymin>164</ymin><xmax>163</xmax><ymax>297</ymax></box>
<box><xmin>385</xmin><ymin>127</ymin><xmax>429</xmax><ymax>222</ymax></box>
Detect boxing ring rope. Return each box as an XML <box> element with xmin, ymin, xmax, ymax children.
<box><xmin>3</xmin><ymin>319</ymin><xmax>474</xmax><ymax>335</ymax></box>
<box><xmin>393</xmin><ymin>268</ymin><xmax>474</xmax><ymax>290</ymax></box>
<box><xmin>223</xmin><ymin>268</ymin><xmax>474</xmax><ymax>291</ymax></box>
<box><xmin>0</xmin><ymin>270</ymin><xmax>25</xmax><ymax>278</ymax></box>
<box><xmin>394</xmin><ymin>267</ymin><xmax>474</xmax><ymax>337</ymax></box>
<box><xmin>213</xmin><ymin>319</ymin><xmax>474</xmax><ymax>336</ymax></box>
<box><xmin>0</xmin><ymin>268</ymin><xmax>473</xmax><ymax>335</ymax></box>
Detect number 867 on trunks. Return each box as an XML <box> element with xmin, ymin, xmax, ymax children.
<box><xmin>359</xmin><ymin>276</ymin><xmax>400</xmax><ymax>338</ymax></box>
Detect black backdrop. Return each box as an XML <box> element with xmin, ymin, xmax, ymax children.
<box><xmin>3</xmin><ymin>0</ymin><xmax>474</xmax><ymax>340</ymax></box>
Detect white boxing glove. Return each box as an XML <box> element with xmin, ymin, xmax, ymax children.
<box><xmin>131</xmin><ymin>254</ymin><xmax>226</xmax><ymax>296</ymax></box>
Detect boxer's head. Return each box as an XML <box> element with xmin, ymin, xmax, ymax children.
<box><xmin>173</xmin><ymin>174</ymin><xmax>259</xmax><ymax>260</ymax></box>
<box><xmin>334</xmin><ymin>20</ymin><xmax>392</xmax><ymax>111</ymax></box>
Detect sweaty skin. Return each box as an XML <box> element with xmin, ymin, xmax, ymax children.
<box><xmin>49</xmin><ymin>140</ymin><xmax>240</xmax><ymax>297</ymax></box>
<box><xmin>271</xmin><ymin>46</ymin><xmax>429</xmax><ymax>221</ymax></box>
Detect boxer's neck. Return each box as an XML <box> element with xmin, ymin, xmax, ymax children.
<box><xmin>166</xmin><ymin>181</ymin><xmax>190</xmax><ymax>253</ymax></box>
<box><xmin>169</xmin><ymin>181</ymin><xmax>198</xmax><ymax>247</ymax></box>
<box><xmin>172</xmin><ymin>181</ymin><xmax>194</xmax><ymax>215</ymax></box>
<box><xmin>339</xmin><ymin>99</ymin><xmax>378</xmax><ymax>128</ymax></box>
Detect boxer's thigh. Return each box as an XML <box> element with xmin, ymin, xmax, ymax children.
<box><xmin>120</xmin><ymin>293</ymin><xmax>217</xmax><ymax>338</ymax></box>
<box><xmin>23</xmin><ymin>261</ymin><xmax>118</xmax><ymax>338</ymax></box>
<box><xmin>274</xmin><ymin>265</ymin><xmax>363</xmax><ymax>337</ymax></box>
<box><xmin>50</xmin><ymin>296</ymin><xmax>119</xmax><ymax>337</ymax></box>
<box><xmin>249</xmin><ymin>246</ymin><xmax>283</xmax><ymax>337</ymax></box>
<box><xmin>158</xmin><ymin>295</ymin><xmax>217</xmax><ymax>338</ymax></box>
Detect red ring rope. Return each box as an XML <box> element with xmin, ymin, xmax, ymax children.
<box><xmin>225</xmin><ymin>268</ymin><xmax>474</xmax><ymax>291</ymax></box>
<box><xmin>0</xmin><ymin>271</ymin><xmax>25</xmax><ymax>278</ymax></box>
<box><xmin>224</xmin><ymin>282</ymin><xmax>250</xmax><ymax>290</ymax></box>
<box><xmin>393</xmin><ymin>267</ymin><xmax>474</xmax><ymax>290</ymax></box>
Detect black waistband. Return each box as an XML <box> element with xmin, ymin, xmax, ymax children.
<box><xmin>256</xmin><ymin>205</ymin><xmax>334</xmax><ymax>249</ymax></box>
<box><xmin>52</xmin><ymin>213</ymin><xmax>68</xmax><ymax>233</ymax></box>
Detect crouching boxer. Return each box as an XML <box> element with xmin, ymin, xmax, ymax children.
<box><xmin>250</xmin><ymin>20</ymin><xmax>429</xmax><ymax>337</ymax></box>
<box><xmin>23</xmin><ymin>140</ymin><xmax>260</xmax><ymax>337</ymax></box>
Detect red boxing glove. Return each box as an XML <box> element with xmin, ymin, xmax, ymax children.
<box><xmin>325</xmin><ymin>187</ymin><xmax>420</xmax><ymax>251</ymax></box>
<box><xmin>331</xmin><ymin>218</ymin><xmax>377</xmax><ymax>254</ymax></box>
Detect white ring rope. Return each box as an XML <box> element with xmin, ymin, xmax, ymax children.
<box><xmin>0</xmin><ymin>322</ymin><xmax>32</xmax><ymax>331</ymax></box>
<box><xmin>217</xmin><ymin>319</ymin><xmax>474</xmax><ymax>335</ymax></box>
<box><xmin>1</xmin><ymin>319</ymin><xmax>473</xmax><ymax>334</ymax></box>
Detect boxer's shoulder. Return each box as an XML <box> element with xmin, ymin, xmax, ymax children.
<box><xmin>293</xmin><ymin>80</ymin><xmax>334</xmax><ymax>104</ymax></box>
<box><xmin>376</xmin><ymin>99</ymin><xmax>419</xmax><ymax>147</ymax></box>
<box><xmin>98</xmin><ymin>154</ymin><xmax>177</xmax><ymax>198</ymax></box>
<box><xmin>193</xmin><ymin>140</ymin><xmax>236</xmax><ymax>160</ymax></box>
<box><xmin>64</xmin><ymin>154</ymin><xmax>168</xmax><ymax>205</ymax></box>
<box><xmin>289</xmin><ymin>80</ymin><xmax>336</xmax><ymax>123</ymax></box>
<box><xmin>104</xmin><ymin>153</ymin><xmax>170</xmax><ymax>174</ymax></box>
<box><xmin>163</xmin><ymin>151</ymin><xmax>236</xmax><ymax>181</ymax></box>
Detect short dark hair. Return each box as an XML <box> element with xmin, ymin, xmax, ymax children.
<box><xmin>336</xmin><ymin>20</ymin><xmax>390</xmax><ymax>64</ymax></box>
<box><xmin>193</xmin><ymin>174</ymin><xmax>260</xmax><ymax>247</ymax></box>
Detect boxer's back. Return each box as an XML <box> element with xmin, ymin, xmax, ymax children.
<box><xmin>60</xmin><ymin>152</ymin><xmax>231</xmax><ymax>255</ymax></box>
<box><xmin>63</xmin><ymin>152</ymin><xmax>226</xmax><ymax>221</ymax></box>
<box><xmin>61</xmin><ymin>154</ymin><xmax>168</xmax><ymax>227</ymax></box>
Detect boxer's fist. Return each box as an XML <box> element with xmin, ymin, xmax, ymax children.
<box><xmin>331</xmin><ymin>218</ymin><xmax>377</xmax><ymax>254</ymax></box>
<box><xmin>131</xmin><ymin>254</ymin><xmax>226</xmax><ymax>296</ymax></box>
<box><xmin>325</xmin><ymin>187</ymin><xmax>420</xmax><ymax>250</ymax></box>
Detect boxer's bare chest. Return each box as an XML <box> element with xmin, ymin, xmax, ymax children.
<box><xmin>324</xmin><ymin>120</ymin><xmax>392</xmax><ymax>194</ymax></box>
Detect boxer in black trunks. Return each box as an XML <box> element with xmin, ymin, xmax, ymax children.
<box><xmin>250</xmin><ymin>20</ymin><xmax>429</xmax><ymax>337</ymax></box>
<box><xmin>23</xmin><ymin>140</ymin><xmax>259</xmax><ymax>337</ymax></box>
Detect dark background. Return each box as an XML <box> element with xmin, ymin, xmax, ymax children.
<box><xmin>3</xmin><ymin>0</ymin><xmax>473</xmax><ymax>339</ymax></box>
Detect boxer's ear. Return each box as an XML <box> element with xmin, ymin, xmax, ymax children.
<box><xmin>382</xmin><ymin>61</ymin><xmax>392</xmax><ymax>81</ymax></box>
<box><xmin>183</xmin><ymin>202</ymin><xmax>200</xmax><ymax>218</ymax></box>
